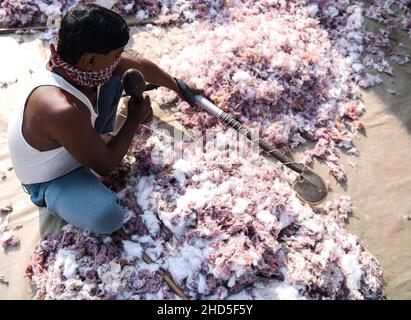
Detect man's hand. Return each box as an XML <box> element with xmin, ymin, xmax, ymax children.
<box><xmin>180</xmin><ymin>80</ymin><xmax>204</xmax><ymax>97</ymax></box>
<box><xmin>127</xmin><ymin>95</ymin><xmax>153</xmax><ymax>125</ymax></box>
<box><xmin>174</xmin><ymin>78</ymin><xmax>204</xmax><ymax>106</ymax></box>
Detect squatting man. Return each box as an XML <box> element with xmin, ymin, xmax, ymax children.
<box><xmin>7</xmin><ymin>4</ymin><xmax>202</xmax><ymax>234</ymax></box>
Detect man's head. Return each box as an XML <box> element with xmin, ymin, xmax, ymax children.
<box><xmin>57</xmin><ymin>4</ymin><xmax>130</xmax><ymax>71</ymax></box>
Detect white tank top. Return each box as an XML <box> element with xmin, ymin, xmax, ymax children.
<box><xmin>7</xmin><ymin>70</ymin><xmax>100</xmax><ymax>184</ymax></box>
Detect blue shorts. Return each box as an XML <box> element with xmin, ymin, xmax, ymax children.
<box><xmin>22</xmin><ymin>75</ymin><xmax>125</xmax><ymax>235</ymax></box>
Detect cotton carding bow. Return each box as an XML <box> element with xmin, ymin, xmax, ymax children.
<box><xmin>123</xmin><ymin>69</ymin><xmax>328</xmax><ymax>204</ymax></box>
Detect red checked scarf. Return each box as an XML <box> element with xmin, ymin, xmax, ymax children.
<box><xmin>47</xmin><ymin>44</ymin><xmax>120</xmax><ymax>88</ymax></box>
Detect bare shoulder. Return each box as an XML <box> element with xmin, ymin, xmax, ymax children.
<box><xmin>28</xmin><ymin>85</ymin><xmax>91</xmax><ymax>124</ymax></box>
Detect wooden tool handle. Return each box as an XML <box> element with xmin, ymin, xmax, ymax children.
<box><xmin>117</xmin><ymin>229</ymin><xmax>190</xmax><ymax>300</ymax></box>
<box><xmin>160</xmin><ymin>270</ymin><xmax>190</xmax><ymax>300</ymax></box>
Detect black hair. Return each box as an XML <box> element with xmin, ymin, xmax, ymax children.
<box><xmin>57</xmin><ymin>4</ymin><xmax>130</xmax><ymax>65</ymax></box>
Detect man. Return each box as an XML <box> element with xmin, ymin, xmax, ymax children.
<box><xmin>7</xmin><ymin>4</ymin><xmax>201</xmax><ymax>235</ymax></box>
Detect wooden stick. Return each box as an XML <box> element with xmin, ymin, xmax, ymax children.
<box><xmin>0</xmin><ymin>17</ymin><xmax>158</xmax><ymax>35</ymax></box>
<box><xmin>116</xmin><ymin>229</ymin><xmax>190</xmax><ymax>300</ymax></box>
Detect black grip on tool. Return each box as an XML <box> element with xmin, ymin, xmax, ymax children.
<box><xmin>174</xmin><ymin>77</ymin><xmax>196</xmax><ymax>106</ymax></box>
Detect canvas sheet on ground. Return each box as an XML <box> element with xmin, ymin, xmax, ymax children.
<box><xmin>0</xmin><ymin>23</ymin><xmax>410</xmax><ymax>299</ymax></box>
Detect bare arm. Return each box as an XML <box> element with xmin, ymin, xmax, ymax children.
<box><xmin>44</xmin><ymin>94</ymin><xmax>152</xmax><ymax>176</ymax></box>
<box><xmin>116</xmin><ymin>52</ymin><xmax>180</xmax><ymax>92</ymax></box>
<box><xmin>116</xmin><ymin>52</ymin><xmax>204</xmax><ymax>98</ymax></box>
